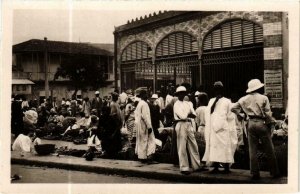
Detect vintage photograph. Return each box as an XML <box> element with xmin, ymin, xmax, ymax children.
<box><xmin>10</xmin><ymin>8</ymin><xmax>289</xmax><ymax>185</ymax></box>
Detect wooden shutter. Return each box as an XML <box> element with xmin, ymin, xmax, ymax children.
<box><xmin>231</xmin><ymin>20</ymin><xmax>242</xmax><ymax>47</ymax></box>
<box><xmin>203</xmin><ymin>34</ymin><xmax>212</xmax><ymax>50</ymax></box>
<box><xmin>203</xmin><ymin>19</ymin><xmax>263</xmax><ymax>51</ymax></box>
<box><xmin>221</xmin><ymin>23</ymin><xmax>231</xmax><ymax>48</ymax></box>
<box><xmin>155</xmin><ymin>32</ymin><xmax>198</xmax><ymax>58</ymax></box>
<box><xmin>121</xmin><ymin>41</ymin><xmax>151</xmax><ymax>62</ymax></box>
<box><xmin>243</xmin><ymin>21</ymin><xmax>254</xmax><ymax>45</ymax></box>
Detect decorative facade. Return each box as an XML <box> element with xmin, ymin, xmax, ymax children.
<box><xmin>114</xmin><ymin>11</ymin><xmax>288</xmax><ymax>111</ymax></box>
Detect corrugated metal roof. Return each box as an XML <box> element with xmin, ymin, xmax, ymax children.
<box><xmin>12</xmin><ymin>79</ymin><xmax>35</xmax><ymax>85</ymax></box>
<box><xmin>13</xmin><ymin>39</ymin><xmax>114</xmax><ymax>56</ymax></box>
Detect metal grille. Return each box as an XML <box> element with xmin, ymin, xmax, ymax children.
<box><xmin>202</xmin><ymin>19</ymin><xmax>264</xmax><ymax>99</ymax></box>
<box><xmin>203</xmin><ymin>20</ymin><xmax>263</xmax><ymax>51</ymax></box>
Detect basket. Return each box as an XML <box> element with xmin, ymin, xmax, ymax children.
<box><xmin>35</xmin><ymin>144</ymin><xmax>56</xmax><ymax>155</ymax></box>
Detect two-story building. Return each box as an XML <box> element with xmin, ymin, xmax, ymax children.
<box><xmin>114</xmin><ymin>11</ymin><xmax>288</xmax><ymax>113</ymax></box>
<box><xmin>12</xmin><ymin>39</ymin><xmax>114</xmax><ymax>101</ymax></box>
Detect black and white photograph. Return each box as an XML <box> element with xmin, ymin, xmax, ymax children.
<box><xmin>0</xmin><ymin>0</ymin><xmax>299</xmax><ymax>193</ymax></box>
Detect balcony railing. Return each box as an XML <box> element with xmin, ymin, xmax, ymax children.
<box><xmin>13</xmin><ymin>71</ymin><xmax>115</xmax><ymax>82</ymax></box>
<box><xmin>12</xmin><ymin>71</ymin><xmax>30</xmax><ymax>79</ymax></box>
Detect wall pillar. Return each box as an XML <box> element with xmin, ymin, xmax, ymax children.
<box><xmin>262</xmin><ymin>12</ymin><xmax>285</xmax><ymax>111</ymax></box>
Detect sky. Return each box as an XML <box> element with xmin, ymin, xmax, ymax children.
<box><xmin>13</xmin><ymin>9</ymin><xmax>155</xmax><ymax>45</ymax></box>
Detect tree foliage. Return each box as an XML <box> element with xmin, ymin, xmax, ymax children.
<box><xmin>54</xmin><ymin>54</ymin><xmax>107</xmax><ymax>96</ymax></box>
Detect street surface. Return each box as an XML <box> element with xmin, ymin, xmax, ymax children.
<box><xmin>11</xmin><ymin>164</ymin><xmax>170</xmax><ymax>183</ymax></box>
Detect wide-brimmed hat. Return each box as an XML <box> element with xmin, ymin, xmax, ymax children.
<box><xmin>175</xmin><ymin>86</ymin><xmax>187</xmax><ymax>94</ymax></box>
<box><xmin>95</xmin><ymin>91</ymin><xmax>100</xmax><ymax>95</ymax></box>
<box><xmin>213</xmin><ymin>81</ymin><xmax>224</xmax><ymax>87</ymax></box>
<box><xmin>151</xmin><ymin>94</ymin><xmax>158</xmax><ymax>99</ymax></box>
<box><xmin>246</xmin><ymin>79</ymin><xmax>264</xmax><ymax>93</ymax></box>
<box><xmin>195</xmin><ymin>91</ymin><xmax>200</xmax><ymax>96</ymax></box>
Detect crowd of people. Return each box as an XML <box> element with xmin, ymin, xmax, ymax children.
<box><xmin>11</xmin><ymin>78</ymin><xmax>285</xmax><ymax>180</ymax></box>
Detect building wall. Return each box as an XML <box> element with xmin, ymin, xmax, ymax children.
<box><xmin>13</xmin><ymin>51</ymin><xmax>115</xmax><ymax>100</ymax></box>
<box><xmin>116</xmin><ymin>11</ymin><xmax>288</xmax><ymax>109</ymax></box>
<box><xmin>31</xmin><ymin>82</ymin><xmax>114</xmax><ymax>101</ymax></box>
<box><xmin>118</xmin><ymin>11</ymin><xmax>264</xmax><ymax>61</ymax></box>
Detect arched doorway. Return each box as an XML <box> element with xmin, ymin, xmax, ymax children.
<box><xmin>155</xmin><ymin>31</ymin><xmax>199</xmax><ymax>92</ymax></box>
<box><xmin>201</xmin><ymin>19</ymin><xmax>264</xmax><ymax>100</ymax></box>
<box><xmin>120</xmin><ymin>41</ymin><xmax>152</xmax><ymax>90</ymax></box>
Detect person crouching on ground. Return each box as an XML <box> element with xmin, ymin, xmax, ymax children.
<box><xmin>134</xmin><ymin>90</ymin><xmax>157</xmax><ymax>164</ymax></box>
<box><xmin>231</xmin><ymin>79</ymin><xmax>280</xmax><ymax>180</ymax></box>
<box><xmin>202</xmin><ymin>81</ymin><xmax>237</xmax><ymax>174</ymax></box>
<box><xmin>84</xmin><ymin>127</ymin><xmax>102</xmax><ymax>161</ymax></box>
<box><xmin>173</xmin><ymin>86</ymin><xmax>202</xmax><ymax>175</ymax></box>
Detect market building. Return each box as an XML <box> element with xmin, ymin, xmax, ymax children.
<box><xmin>114</xmin><ymin>11</ymin><xmax>288</xmax><ymax>112</ymax></box>
<box><xmin>12</xmin><ymin>39</ymin><xmax>115</xmax><ymax>101</ymax></box>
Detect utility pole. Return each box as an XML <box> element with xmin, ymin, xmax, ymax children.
<box><xmin>113</xmin><ymin>31</ymin><xmax>118</xmax><ymax>91</ymax></box>
<box><xmin>153</xmin><ymin>61</ymin><xmax>157</xmax><ymax>93</ymax></box>
<box><xmin>44</xmin><ymin>37</ymin><xmax>49</xmax><ymax>99</ymax></box>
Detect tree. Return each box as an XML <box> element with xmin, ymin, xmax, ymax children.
<box><xmin>54</xmin><ymin>54</ymin><xmax>107</xmax><ymax>98</ymax></box>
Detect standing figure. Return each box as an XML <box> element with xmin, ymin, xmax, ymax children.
<box><xmin>124</xmin><ymin>98</ymin><xmax>136</xmax><ymax>147</ymax></box>
<box><xmin>195</xmin><ymin>92</ymin><xmax>209</xmax><ymax>140</ymax></box>
<box><xmin>148</xmin><ymin>94</ymin><xmax>161</xmax><ymax>139</ymax></box>
<box><xmin>231</xmin><ymin>79</ymin><xmax>280</xmax><ymax>179</ymax></box>
<box><xmin>70</xmin><ymin>96</ymin><xmax>77</xmax><ymax>117</ymax></box>
<box><xmin>92</xmin><ymin>91</ymin><xmax>103</xmax><ymax>117</ymax></box>
<box><xmin>11</xmin><ymin>96</ymin><xmax>24</xmax><ymax>137</ymax></box>
<box><xmin>165</xmin><ymin>83</ymin><xmax>174</xmax><ymax>106</ymax></box>
<box><xmin>134</xmin><ymin>90</ymin><xmax>156</xmax><ymax>164</ymax></box>
<box><xmin>155</xmin><ymin>91</ymin><xmax>165</xmax><ymax>112</ymax></box>
<box><xmin>82</xmin><ymin>97</ymin><xmax>91</xmax><ymax>117</ymax></box>
<box><xmin>107</xmin><ymin>92</ymin><xmax>122</xmax><ymax>158</ymax></box>
<box><xmin>202</xmin><ymin>81</ymin><xmax>237</xmax><ymax>174</ymax></box>
<box><xmin>52</xmin><ymin>97</ymin><xmax>58</xmax><ymax>112</ymax></box>
<box><xmin>173</xmin><ymin>86</ymin><xmax>201</xmax><ymax>175</ymax></box>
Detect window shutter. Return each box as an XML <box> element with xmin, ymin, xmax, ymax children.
<box><xmin>203</xmin><ymin>34</ymin><xmax>212</xmax><ymax>50</ymax></box>
<box><xmin>203</xmin><ymin>19</ymin><xmax>263</xmax><ymax>51</ymax></box>
<box><xmin>231</xmin><ymin>20</ymin><xmax>242</xmax><ymax>47</ymax></box>
<box><xmin>221</xmin><ymin>23</ymin><xmax>231</xmax><ymax>48</ymax></box>
<box><xmin>169</xmin><ymin>34</ymin><xmax>176</xmax><ymax>56</ymax></box>
<box><xmin>121</xmin><ymin>41</ymin><xmax>152</xmax><ymax>62</ymax></box>
<box><xmin>243</xmin><ymin>21</ymin><xmax>254</xmax><ymax>45</ymax></box>
<box><xmin>176</xmin><ymin>33</ymin><xmax>184</xmax><ymax>54</ymax></box>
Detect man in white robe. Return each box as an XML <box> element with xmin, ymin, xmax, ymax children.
<box><xmin>174</xmin><ymin>86</ymin><xmax>201</xmax><ymax>174</ymax></box>
<box><xmin>134</xmin><ymin>90</ymin><xmax>156</xmax><ymax>163</ymax></box>
<box><xmin>202</xmin><ymin>81</ymin><xmax>237</xmax><ymax>174</ymax></box>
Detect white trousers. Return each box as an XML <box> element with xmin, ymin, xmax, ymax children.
<box><xmin>175</xmin><ymin>121</ymin><xmax>201</xmax><ymax>171</ymax></box>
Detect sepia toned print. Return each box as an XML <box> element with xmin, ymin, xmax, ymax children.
<box><xmin>9</xmin><ymin>9</ymin><xmax>290</xmax><ymax>184</ymax></box>
<box><xmin>0</xmin><ymin>1</ymin><xmax>298</xmax><ymax>193</ymax></box>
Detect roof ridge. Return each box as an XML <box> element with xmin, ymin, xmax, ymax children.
<box><xmin>13</xmin><ymin>39</ymin><xmax>114</xmax><ymax>56</ymax></box>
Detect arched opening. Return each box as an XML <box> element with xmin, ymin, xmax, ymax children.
<box><xmin>201</xmin><ymin>19</ymin><xmax>264</xmax><ymax>99</ymax></box>
<box><xmin>155</xmin><ymin>31</ymin><xmax>199</xmax><ymax>92</ymax></box>
<box><xmin>120</xmin><ymin>41</ymin><xmax>152</xmax><ymax>90</ymax></box>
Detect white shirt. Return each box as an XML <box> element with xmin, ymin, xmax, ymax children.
<box><xmin>165</xmin><ymin>94</ymin><xmax>174</xmax><ymax>107</ymax></box>
<box><xmin>12</xmin><ymin>134</ymin><xmax>32</xmax><ymax>152</ymax></box>
<box><xmin>173</xmin><ymin>100</ymin><xmax>196</xmax><ymax>120</ymax></box>
<box><xmin>195</xmin><ymin>106</ymin><xmax>206</xmax><ymax>127</ymax></box>
<box><xmin>87</xmin><ymin>133</ymin><xmax>102</xmax><ymax>151</ymax></box>
<box><xmin>231</xmin><ymin>93</ymin><xmax>272</xmax><ymax>118</ymax></box>
<box><xmin>119</xmin><ymin>92</ymin><xmax>128</xmax><ymax>104</ymax></box>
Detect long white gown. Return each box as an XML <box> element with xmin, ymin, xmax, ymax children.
<box><xmin>202</xmin><ymin>97</ymin><xmax>237</xmax><ymax>165</ymax></box>
<box><xmin>134</xmin><ymin>100</ymin><xmax>156</xmax><ymax>159</ymax></box>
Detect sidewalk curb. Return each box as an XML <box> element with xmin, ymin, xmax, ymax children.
<box><xmin>11</xmin><ymin>157</ymin><xmax>287</xmax><ymax>184</ymax></box>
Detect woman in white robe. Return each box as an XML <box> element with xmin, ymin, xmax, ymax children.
<box><xmin>134</xmin><ymin>90</ymin><xmax>156</xmax><ymax>162</ymax></box>
<box><xmin>202</xmin><ymin>81</ymin><xmax>237</xmax><ymax>173</ymax></box>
